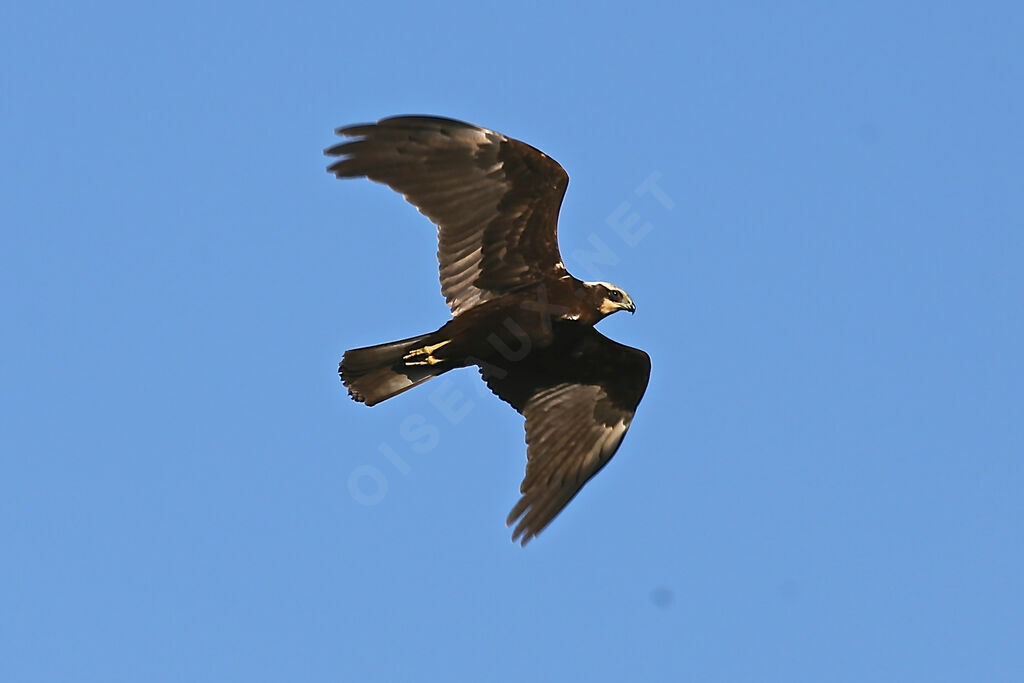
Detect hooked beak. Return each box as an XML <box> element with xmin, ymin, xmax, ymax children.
<box><xmin>597</xmin><ymin>289</ymin><xmax>637</xmax><ymax>316</ymax></box>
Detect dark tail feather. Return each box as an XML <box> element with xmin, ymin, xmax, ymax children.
<box><xmin>339</xmin><ymin>333</ymin><xmax>450</xmax><ymax>406</ymax></box>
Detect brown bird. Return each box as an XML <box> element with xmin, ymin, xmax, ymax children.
<box><xmin>326</xmin><ymin>116</ymin><xmax>650</xmax><ymax>545</ymax></box>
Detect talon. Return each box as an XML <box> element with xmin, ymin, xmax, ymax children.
<box><xmin>405</xmin><ymin>356</ymin><xmax>443</xmax><ymax>366</ymax></box>
<box><xmin>402</xmin><ymin>340</ymin><xmax>451</xmax><ymax>362</ymax></box>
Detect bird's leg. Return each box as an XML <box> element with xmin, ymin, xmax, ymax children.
<box><xmin>402</xmin><ymin>340</ymin><xmax>452</xmax><ymax>366</ymax></box>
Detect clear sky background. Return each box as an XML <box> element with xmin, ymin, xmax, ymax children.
<box><xmin>2</xmin><ymin>2</ymin><xmax>1022</xmax><ymax>681</ymax></box>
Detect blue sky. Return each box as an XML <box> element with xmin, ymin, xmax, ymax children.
<box><xmin>2</xmin><ymin>2</ymin><xmax>1022</xmax><ymax>681</ymax></box>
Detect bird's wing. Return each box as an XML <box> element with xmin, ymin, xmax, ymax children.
<box><xmin>481</xmin><ymin>327</ymin><xmax>651</xmax><ymax>545</ymax></box>
<box><xmin>326</xmin><ymin>116</ymin><xmax>570</xmax><ymax>316</ymax></box>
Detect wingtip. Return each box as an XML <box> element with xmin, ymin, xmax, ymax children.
<box><xmin>507</xmin><ymin>509</ymin><xmax>537</xmax><ymax>547</ymax></box>
<box><xmin>323</xmin><ymin>140</ymin><xmax>348</xmax><ymax>158</ymax></box>
<box><xmin>333</xmin><ymin>122</ymin><xmax>369</xmax><ymax>137</ymax></box>
<box><xmin>508</xmin><ymin>526</ymin><xmax>534</xmax><ymax>547</ymax></box>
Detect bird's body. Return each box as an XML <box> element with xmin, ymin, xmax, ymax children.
<box><xmin>326</xmin><ymin>116</ymin><xmax>651</xmax><ymax>544</ymax></box>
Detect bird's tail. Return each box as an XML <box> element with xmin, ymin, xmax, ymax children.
<box><xmin>339</xmin><ymin>332</ymin><xmax>453</xmax><ymax>406</ymax></box>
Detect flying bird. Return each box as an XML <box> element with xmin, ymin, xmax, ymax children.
<box><xmin>326</xmin><ymin>116</ymin><xmax>651</xmax><ymax>545</ymax></box>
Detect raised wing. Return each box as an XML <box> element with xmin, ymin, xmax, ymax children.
<box><xmin>482</xmin><ymin>325</ymin><xmax>651</xmax><ymax>545</ymax></box>
<box><xmin>326</xmin><ymin>116</ymin><xmax>570</xmax><ymax>316</ymax></box>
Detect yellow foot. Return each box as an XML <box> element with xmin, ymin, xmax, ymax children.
<box><xmin>405</xmin><ymin>357</ymin><xmax>443</xmax><ymax>366</ymax></box>
<box><xmin>403</xmin><ymin>340</ymin><xmax>451</xmax><ymax>366</ymax></box>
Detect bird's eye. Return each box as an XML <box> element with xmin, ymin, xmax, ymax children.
<box><xmin>608</xmin><ymin>290</ymin><xmax>623</xmax><ymax>302</ymax></box>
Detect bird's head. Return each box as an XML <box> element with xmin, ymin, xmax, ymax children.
<box><xmin>584</xmin><ymin>281</ymin><xmax>636</xmax><ymax>318</ymax></box>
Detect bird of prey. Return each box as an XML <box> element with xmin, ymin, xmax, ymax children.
<box><xmin>326</xmin><ymin>116</ymin><xmax>651</xmax><ymax>545</ymax></box>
